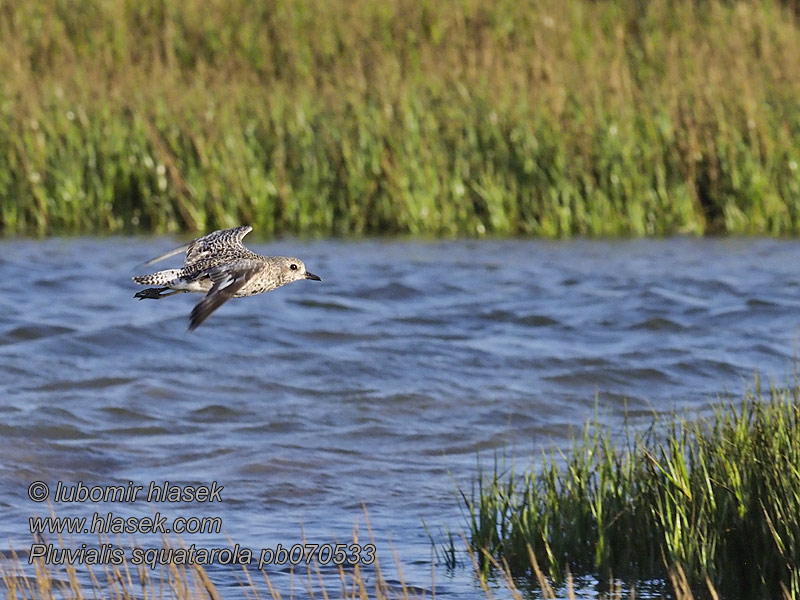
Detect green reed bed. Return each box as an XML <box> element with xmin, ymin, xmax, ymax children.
<box><xmin>1</xmin><ymin>0</ymin><xmax>800</xmax><ymax>236</ymax></box>
<box><xmin>464</xmin><ymin>382</ymin><xmax>800</xmax><ymax>598</ymax></box>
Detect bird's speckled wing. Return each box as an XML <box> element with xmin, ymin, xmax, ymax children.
<box><xmin>138</xmin><ymin>225</ymin><xmax>254</xmax><ymax>269</ymax></box>
<box><xmin>184</xmin><ymin>226</ymin><xmax>254</xmax><ymax>270</ymax></box>
<box><xmin>188</xmin><ymin>259</ymin><xmax>261</xmax><ymax>331</ymax></box>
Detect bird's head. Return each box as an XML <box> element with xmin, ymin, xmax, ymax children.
<box><xmin>278</xmin><ymin>257</ymin><xmax>322</xmax><ymax>285</ymax></box>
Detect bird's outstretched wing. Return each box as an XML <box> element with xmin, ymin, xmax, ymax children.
<box><xmin>188</xmin><ymin>259</ymin><xmax>261</xmax><ymax>331</ymax></box>
<box><xmin>137</xmin><ymin>226</ymin><xmax>253</xmax><ymax>268</ymax></box>
<box><xmin>137</xmin><ymin>242</ymin><xmax>191</xmax><ymax>268</ymax></box>
<box><xmin>184</xmin><ymin>226</ymin><xmax>253</xmax><ymax>270</ymax></box>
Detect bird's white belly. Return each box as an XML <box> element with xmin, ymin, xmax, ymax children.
<box><xmin>170</xmin><ymin>278</ymin><xmax>212</xmax><ymax>293</ymax></box>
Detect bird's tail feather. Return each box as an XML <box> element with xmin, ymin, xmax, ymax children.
<box><xmin>132</xmin><ymin>268</ymin><xmax>182</xmax><ymax>286</ymax></box>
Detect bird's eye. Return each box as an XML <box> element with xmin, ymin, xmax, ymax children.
<box><xmin>290</xmin><ymin>263</ymin><xmax>298</xmax><ymax>271</ymax></box>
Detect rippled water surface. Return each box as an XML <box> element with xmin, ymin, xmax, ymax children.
<box><xmin>1</xmin><ymin>236</ymin><xmax>799</xmax><ymax>597</ymax></box>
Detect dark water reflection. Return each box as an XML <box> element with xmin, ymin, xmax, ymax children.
<box><xmin>1</xmin><ymin>236</ymin><xmax>798</xmax><ymax>598</ymax></box>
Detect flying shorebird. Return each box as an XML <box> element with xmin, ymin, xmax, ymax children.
<box><xmin>133</xmin><ymin>226</ymin><xmax>321</xmax><ymax>331</ymax></box>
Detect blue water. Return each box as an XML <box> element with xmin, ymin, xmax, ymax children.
<box><xmin>1</xmin><ymin>236</ymin><xmax>798</xmax><ymax>598</ymax></box>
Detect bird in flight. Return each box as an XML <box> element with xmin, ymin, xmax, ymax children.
<box><xmin>133</xmin><ymin>226</ymin><xmax>321</xmax><ymax>331</ymax></box>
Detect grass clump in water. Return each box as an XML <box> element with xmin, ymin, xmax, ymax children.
<box><xmin>2</xmin><ymin>0</ymin><xmax>800</xmax><ymax>236</ymax></box>
<box><xmin>464</xmin><ymin>381</ymin><xmax>800</xmax><ymax>599</ymax></box>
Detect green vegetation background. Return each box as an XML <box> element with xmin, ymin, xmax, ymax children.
<box><xmin>2</xmin><ymin>0</ymin><xmax>800</xmax><ymax>237</ymax></box>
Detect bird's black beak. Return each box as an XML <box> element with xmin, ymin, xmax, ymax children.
<box><xmin>305</xmin><ymin>272</ymin><xmax>322</xmax><ymax>281</ymax></box>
